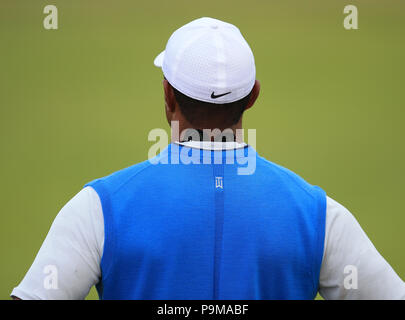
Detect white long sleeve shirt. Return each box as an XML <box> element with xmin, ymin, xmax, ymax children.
<box><xmin>11</xmin><ymin>144</ymin><xmax>405</xmax><ymax>300</ymax></box>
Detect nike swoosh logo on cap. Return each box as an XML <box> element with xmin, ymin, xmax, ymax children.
<box><xmin>211</xmin><ymin>91</ymin><xmax>232</xmax><ymax>99</ymax></box>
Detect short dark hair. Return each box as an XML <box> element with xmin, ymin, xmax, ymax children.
<box><xmin>171</xmin><ymin>85</ymin><xmax>252</xmax><ymax>128</ymax></box>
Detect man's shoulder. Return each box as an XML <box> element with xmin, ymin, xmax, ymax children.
<box><xmin>255</xmin><ymin>154</ymin><xmax>325</xmax><ymax>200</ymax></box>
<box><xmin>85</xmin><ymin>159</ymin><xmax>155</xmax><ymax>194</ymax></box>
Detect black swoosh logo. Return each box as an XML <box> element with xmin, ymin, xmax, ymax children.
<box><xmin>211</xmin><ymin>91</ymin><xmax>232</xmax><ymax>99</ymax></box>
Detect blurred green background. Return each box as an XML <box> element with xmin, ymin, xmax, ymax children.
<box><xmin>0</xmin><ymin>0</ymin><xmax>404</xmax><ymax>300</ymax></box>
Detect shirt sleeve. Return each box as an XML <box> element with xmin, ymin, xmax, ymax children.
<box><xmin>10</xmin><ymin>186</ymin><xmax>104</xmax><ymax>300</ymax></box>
<box><xmin>319</xmin><ymin>196</ymin><xmax>405</xmax><ymax>300</ymax></box>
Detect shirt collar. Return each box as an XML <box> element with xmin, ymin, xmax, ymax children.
<box><xmin>174</xmin><ymin>140</ymin><xmax>247</xmax><ymax>151</ymax></box>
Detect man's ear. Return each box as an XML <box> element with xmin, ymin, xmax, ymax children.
<box><xmin>245</xmin><ymin>80</ymin><xmax>260</xmax><ymax>111</ymax></box>
<box><xmin>163</xmin><ymin>79</ymin><xmax>176</xmax><ymax>113</ymax></box>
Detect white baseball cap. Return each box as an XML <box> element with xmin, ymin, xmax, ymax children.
<box><xmin>154</xmin><ymin>17</ymin><xmax>256</xmax><ymax>104</ymax></box>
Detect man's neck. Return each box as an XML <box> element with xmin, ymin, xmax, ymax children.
<box><xmin>171</xmin><ymin>120</ymin><xmax>244</xmax><ymax>143</ymax></box>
